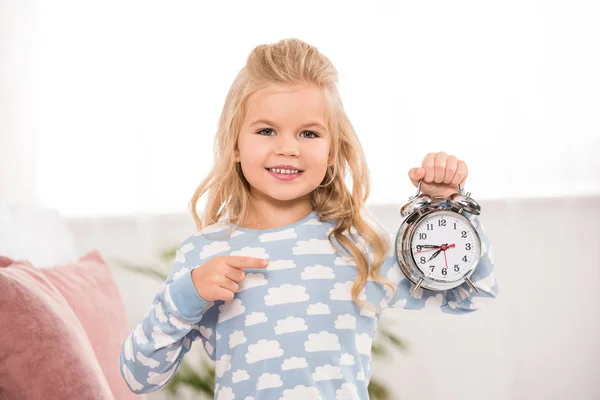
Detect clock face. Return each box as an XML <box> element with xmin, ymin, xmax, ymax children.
<box><xmin>410</xmin><ymin>212</ymin><xmax>480</xmax><ymax>282</ymax></box>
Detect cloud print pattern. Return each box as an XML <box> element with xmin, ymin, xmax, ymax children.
<box><xmin>120</xmin><ymin>203</ymin><xmax>499</xmax><ymax>399</ymax></box>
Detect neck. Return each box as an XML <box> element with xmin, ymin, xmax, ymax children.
<box><xmin>242</xmin><ymin>193</ymin><xmax>314</xmax><ymax>230</ymax></box>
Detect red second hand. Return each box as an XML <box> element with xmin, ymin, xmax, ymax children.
<box><xmin>441</xmin><ymin>244</ymin><xmax>455</xmax><ymax>272</ymax></box>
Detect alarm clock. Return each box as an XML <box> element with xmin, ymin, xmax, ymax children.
<box><xmin>396</xmin><ymin>178</ymin><xmax>483</xmax><ymax>296</ymax></box>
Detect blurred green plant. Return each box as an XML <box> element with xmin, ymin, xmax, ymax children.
<box><xmin>118</xmin><ymin>246</ymin><xmax>408</xmax><ymax>399</ymax></box>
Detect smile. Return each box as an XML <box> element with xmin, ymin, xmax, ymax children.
<box><xmin>265</xmin><ymin>168</ymin><xmax>303</xmax><ymax>181</ymax></box>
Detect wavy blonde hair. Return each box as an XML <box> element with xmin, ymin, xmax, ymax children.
<box><xmin>189</xmin><ymin>38</ymin><xmax>396</xmax><ymax>314</ymax></box>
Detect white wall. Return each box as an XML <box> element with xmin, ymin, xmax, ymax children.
<box><xmin>3</xmin><ymin>0</ymin><xmax>596</xmax><ymax>217</ymax></box>
<box><xmin>67</xmin><ymin>197</ymin><xmax>600</xmax><ymax>400</ymax></box>
<box><xmin>0</xmin><ymin>0</ymin><xmax>38</xmax><ymax>206</ymax></box>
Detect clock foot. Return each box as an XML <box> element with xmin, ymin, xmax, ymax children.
<box><xmin>465</xmin><ymin>277</ymin><xmax>479</xmax><ymax>294</ymax></box>
<box><xmin>411</xmin><ymin>278</ymin><xmax>424</xmax><ymax>297</ymax></box>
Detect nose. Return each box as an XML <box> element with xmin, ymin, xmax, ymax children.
<box><xmin>275</xmin><ymin>132</ymin><xmax>300</xmax><ymax>157</ymax></box>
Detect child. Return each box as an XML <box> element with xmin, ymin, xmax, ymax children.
<box><xmin>120</xmin><ymin>38</ymin><xmax>499</xmax><ymax>399</ymax></box>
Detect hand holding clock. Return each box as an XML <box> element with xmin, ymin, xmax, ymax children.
<box><xmin>408</xmin><ymin>152</ymin><xmax>468</xmax><ymax>200</ymax></box>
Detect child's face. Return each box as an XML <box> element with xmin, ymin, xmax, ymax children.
<box><xmin>236</xmin><ymin>83</ymin><xmax>333</xmax><ymax>204</ymax></box>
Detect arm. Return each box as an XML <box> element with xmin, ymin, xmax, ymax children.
<box><xmin>119</xmin><ymin>237</ymin><xmax>215</xmax><ymax>394</ymax></box>
<box><xmin>381</xmin><ymin>204</ymin><xmax>499</xmax><ymax>314</ymax></box>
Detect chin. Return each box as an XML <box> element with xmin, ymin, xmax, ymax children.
<box><xmin>252</xmin><ymin>185</ymin><xmax>314</xmax><ymax>203</ymax></box>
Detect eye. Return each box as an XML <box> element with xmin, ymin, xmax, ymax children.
<box><xmin>257</xmin><ymin>128</ymin><xmax>275</xmax><ymax>136</ymax></box>
<box><xmin>256</xmin><ymin>128</ymin><xmax>319</xmax><ymax>138</ymax></box>
<box><xmin>300</xmin><ymin>130</ymin><xmax>319</xmax><ymax>138</ymax></box>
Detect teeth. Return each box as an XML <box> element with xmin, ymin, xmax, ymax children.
<box><xmin>268</xmin><ymin>168</ymin><xmax>299</xmax><ymax>174</ymax></box>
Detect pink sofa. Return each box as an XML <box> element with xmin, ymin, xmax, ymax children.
<box><xmin>0</xmin><ymin>250</ymin><xmax>146</xmax><ymax>400</ymax></box>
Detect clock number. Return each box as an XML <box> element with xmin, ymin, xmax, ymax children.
<box><xmin>420</xmin><ymin>257</ymin><xmax>426</xmax><ymax>264</ymax></box>
<box><xmin>427</xmin><ymin>223</ymin><xmax>433</xmax><ymax>231</ymax></box>
<box><xmin>454</xmin><ymin>264</ymin><xmax>460</xmax><ymax>272</ymax></box>
<box><xmin>454</xmin><ymin>222</ymin><xmax>457</xmax><ymax>230</ymax></box>
<box><xmin>462</xmin><ymin>255</ymin><xmax>468</xmax><ymax>262</ymax></box>
<box><xmin>465</xmin><ymin>243</ymin><xmax>472</xmax><ymax>250</ymax></box>
<box><xmin>441</xmin><ymin>268</ymin><xmax>447</xmax><ymax>275</ymax></box>
<box><xmin>429</xmin><ymin>265</ymin><xmax>435</xmax><ymax>272</ymax></box>
<box><xmin>461</xmin><ymin>231</ymin><xmax>467</xmax><ymax>238</ymax></box>
<box><xmin>438</xmin><ymin>219</ymin><xmax>446</xmax><ymax>227</ymax></box>
<box><xmin>416</xmin><ymin>245</ymin><xmax>422</xmax><ymax>252</ymax></box>
<box><xmin>419</xmin><ymin>233</ymin><xmax>427</xmax><ymax>240</ymax></box>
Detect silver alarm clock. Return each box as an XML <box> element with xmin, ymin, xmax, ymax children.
<box><xmin>396</xmin><ymin>178</ymin><xmax>483</xmax><ymax>296</ymax></box>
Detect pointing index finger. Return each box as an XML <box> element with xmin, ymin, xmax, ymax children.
<box><xmin>225</xmin><ymin>256</ymin><xmax>269</xmax><ymax>269</ymax></box>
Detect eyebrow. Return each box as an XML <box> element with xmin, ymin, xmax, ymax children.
<box><xmin>249</xmin><ymin>119</ymin><xmax>326</xmax><ymax>131</ymax></box>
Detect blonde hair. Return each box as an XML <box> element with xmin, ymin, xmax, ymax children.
<box><xmin>189</xmin><ymin>38</ymin><xmax>395</xmax><ymax>314</ymax></box>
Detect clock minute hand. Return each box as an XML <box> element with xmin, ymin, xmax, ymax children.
<box><xmin>427</xmin><ymin>248</ymin><xmax>443</xmax><ymax>262</ymax></box>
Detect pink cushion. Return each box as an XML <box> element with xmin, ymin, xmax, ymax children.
<box><xmin>0</xmin><ymin>258</ymin><xmax>115</xmax><ymax>399</ymax></box>
<box><xmin>38</xmin><ymin>250</ymin><xmax>143</xmax><ymax>400</ymax></box>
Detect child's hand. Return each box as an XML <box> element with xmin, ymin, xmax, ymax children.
<box><xmin>408</xmin><ymin>151</ymin><xmax>468</xmax><ymax>200</ymax></box>
<box><xmin>190</xmin><ymin>256</ymin><xmax>269</xmax><ymax>302</ymax></box>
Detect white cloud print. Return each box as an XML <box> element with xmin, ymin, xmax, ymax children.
<box><xmin>425</xmin><ymin>293</ymin><xmax>444</xmax><ymax>308</ymax></box>
<box><xmin>355</xmin><ymin>333</ymin><xmax>372</xmax><ymax>355</ymax></box>
<box><xmin>268</xmin><ymin>259</ymin><xmax>296</xmax><ymax>271</ymax></box>
<box><xmin>330</xmin><ymin>281</ymin><xmax>367</xmax><ymax>301</ymax></box>
<box><xmin>274</xmin><ymin>317</ymin><xmax>308</xmax><ymax>335</ymax></box>
<box><xmin>216</xmin><ymin>386</ymin><xmax>235</xmax><ymax>400</ymax></box>
<box><xmin>280</xmin><ymin>385</ymin><xmax>321</xmax><ymax>400</ymax></box>
<box><xmin>218</xmin><ymin>298</ymin><xmax>245</xmax><ymax>324</ymax></box>
<box><xmin>304</xmin><ymin>331</ymin><xmax>341</xmax><ymax>352</ymax></box>
<box><xmin>281</xmin><ymin>357</ymin><xmax>308</xmax><ymax>371</ymax></box>
<box><xmin>137</xmin><ymin>351</ymin><xmax>160</xmax><ymax>368</ymax></box>
<box><xmin>229</xmin><ymin>330</ymin><xmax>247</xmax><ymax>349</ymax></box>
<box><xmin>123</xmin><ymin>335</ymin><xmax>134</xmax><ymax>362</ymax></box>
<box><xmin>307</xmin><ymin>303</ymin><xmax>330</xmax><ymax>315</ymax></box>
<box><xmin>198</xmin><ymin>325</ymin><xmax>212</xmax><ymax>339</ymax></box>
<box><xmin>215</xmin><ymin>354</ymin><xmax>232</xmax><ymax>378</ymax></box>
<box><xmin>121</xmin><ymin>365</ymin><xmax>143</xmax><ymax>391</ymax></box>
<box><xmin>259</xmin><ymin>228</ymin><xmax>298</xmax><ymax>242</ymax></box>
<box><xmin>172</xmin><ymin>266</ymin><xmax>190</xmax><ymax>281</ymax></box>
<box><xmin>246</xmin><ymin>339</ymin><xmax>284</xmax><ymax>364</ymax></box>
<box><xmin>230</xmin><ymin>246</ymin><xmax>269</xmax><ymax>259</ymax></box>
<box><xmin>154</xmin><ymin>303</ymin><xmax>167</xmax><ymax>324</ymax></box>
<box><xmin>238</xmin><ymin>273</ymin><xmax>268</xmax><ymax>292</ymax></box>
<box><xmin>340</xmin><ymin>353</ymin><xmax>355</xmax><ymax>366</ymax></box>
<box><xmin>151</xmin><ymin>326</ymin><xmax>176</xmax><ymax>349</ymax></box>
<box><xmin>293</xmin><ymin>239</ymin><xmax>337</xmax><ymax>255</ymax></box>
<box><xmin>257</xmin><ymin>373</ymin><xmax>283</xmax><ymax>390</ymax></box>
<box><xmin>356</xmin><ymin>370</ymin><xmax>366</xmax><ymax>381</ymax></box>
<box><xmin>232</xmin><ymin>369</ymin><xmax>250</xmax><ymax>383</ymax></box>
<box><xmin>333</xmin><ymin>255</ymin><xmax>355</xmax><ymax>266</ymax></box>
<box><xmin>301</xmin><ymin>265</ymin><xmax>335</xmax><ymax>280</ymax></box>
<box><xmin>200</xmin><ymin>241</ymin><xmax>231</xmax><ymax>259</ymax></box>
<box><xmin>194</xmin><ymin>221</ymin><xmax>229</xmax><ymax>236</ymax></box>
<box><xmin>169</xmin><ymin>314</ymin><xmax>193</xmax><ymax>330</ymax></box>
<box><xmin>312</xmin><ymin>364</ymin><xmax>343</xmax><ymax>381</ymax></box>
<box><xmin>336</xmin><ymin>383</ymin><xmax>360</xmax><ymax>400</ymax></box>
<box><xmin>304</xmin><ymin>218</ymin><xmax>322</xmax><ymax>225</ymax></box>
<box><xmin>265</xmin><ymin>284</ymin><xmax>309</xmax><ymax>306</ymax></box>
<box><xmin>245</xmin><ymin>311</ymin><xmax>268</xmax><ymax>326</ymax></box>
<box><xmin>133</xmin><ymin>323</ymin><xmax>148</xmax><ymax>345</ymax></box>
<box><xmin>175</xmin><ymin>242</ymin><xmax>195</xmax><ymax>261</ymax></box>
<box><xmin>147</xmin><ymin>367</ymin><xmax>177</xmax><ymax>386</ymax></box>
<box><xmin>335</xmin><ymin>314</ymin><xmax>356</xmax><ymax>330</ymax></box>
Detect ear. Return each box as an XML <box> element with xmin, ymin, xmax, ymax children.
<box><xmin>234</xmin><ymin>150</ymin><xmax>240</xmax><ymax>162</ymax></box>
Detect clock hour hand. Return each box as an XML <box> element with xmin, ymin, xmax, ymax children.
<box><xmin>418</xmin><ymin>244</ymin><xmax>441</xmax><ymax>249</ymax></box>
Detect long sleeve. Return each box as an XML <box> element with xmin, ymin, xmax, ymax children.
<box><xmin>380</xmin><ymin>203</ymin><xmax>499</xmax><ymax>314</ymax></box>
<box><xmin>120</xmin><ymin>238</ymin><xmax>215</xmax><ymax>394</ymax></box>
